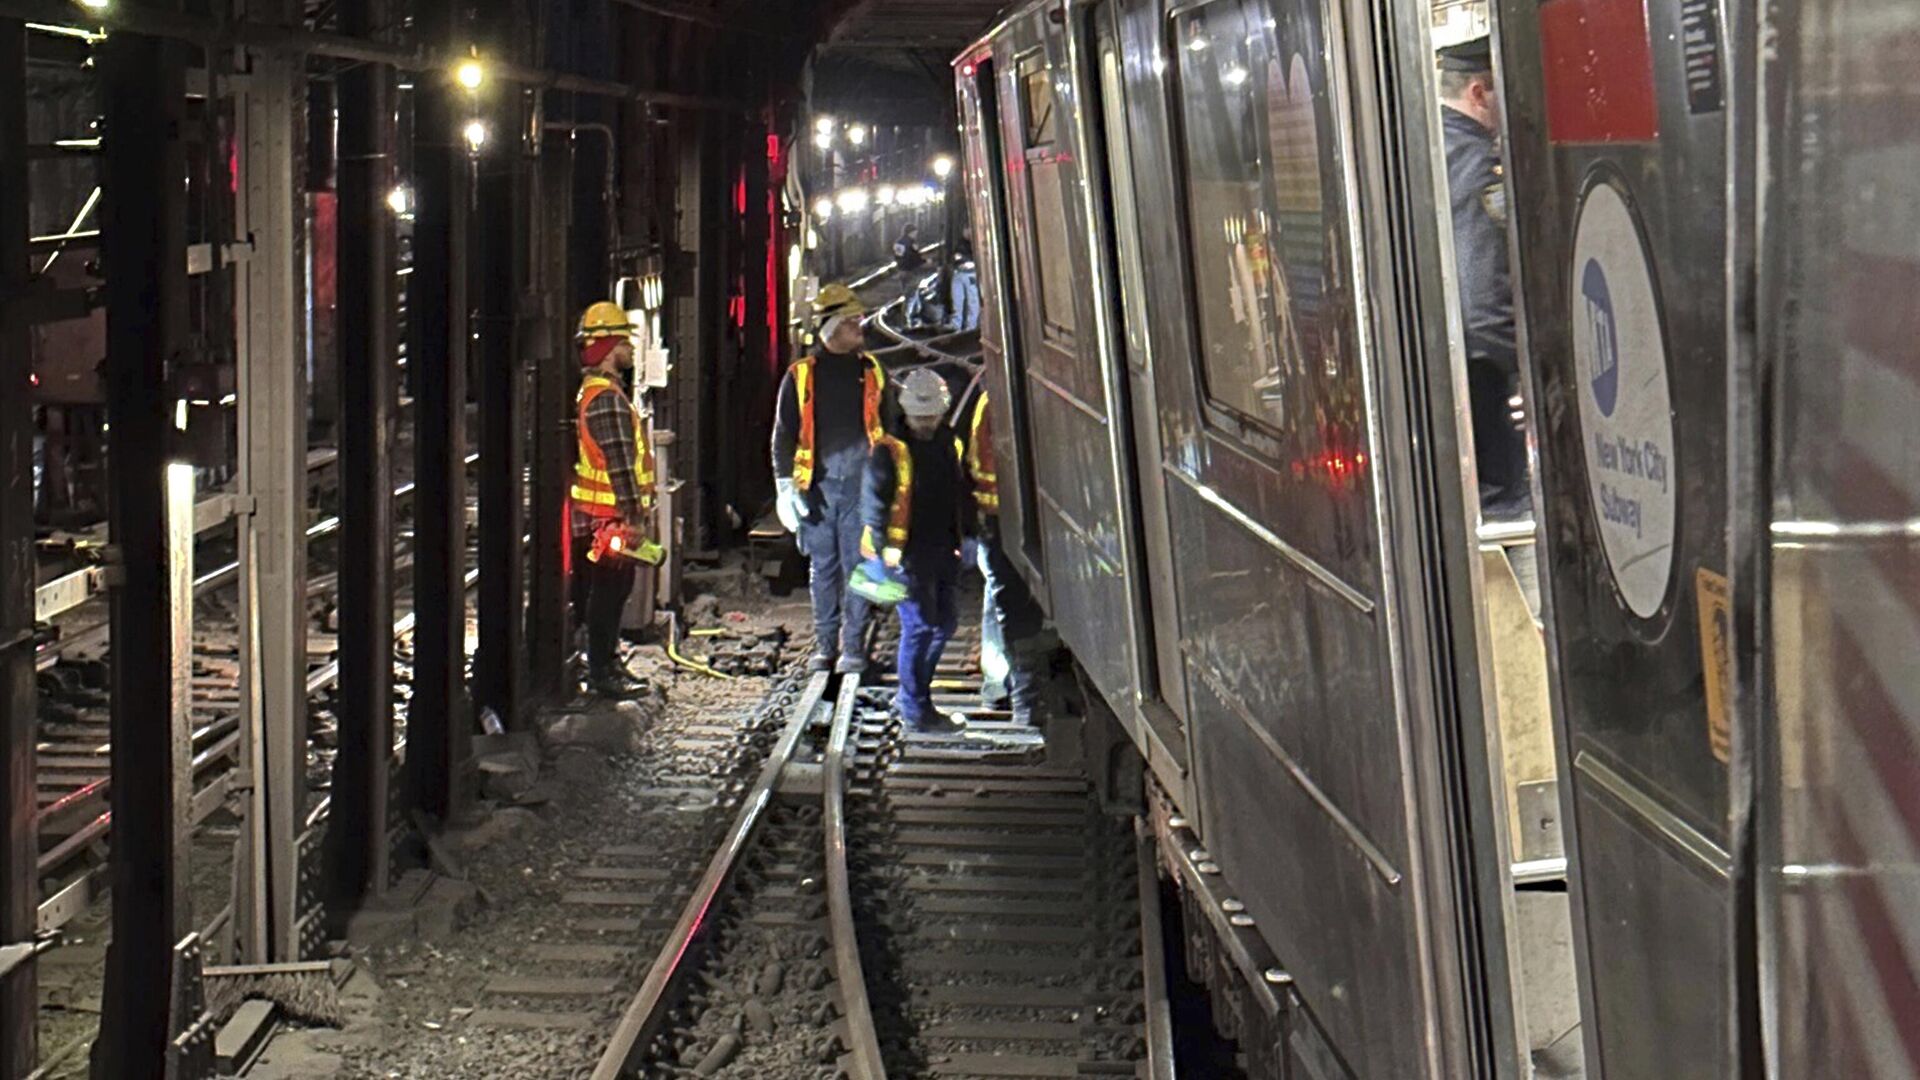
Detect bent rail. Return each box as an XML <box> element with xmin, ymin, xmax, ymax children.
<box><xmin>825</xmin><ymin>675</ymin><xmax>887</xmax><ymax>1079</ymax></box>
<box><xmin>592</xmin><ymin>670</ymin><xmax>832</xmax><ymax>1079</ymax></box>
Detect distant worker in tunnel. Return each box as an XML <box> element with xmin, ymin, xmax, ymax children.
<box><xmin>1438</xmin><ymin>35</ymin><xmax>1531</xmax><ymax>520</ymax></box>
<box><xmin>894</xmin><ymin>223</ymin><xmax>929</xmax><ymax>327</ymax></box>
<box><xmin>962</xmin><ymin>384</ymin><xmax>1042</xmax><ymax>726</ymax></box>
<box><xmin>772</xmin><ymin>283</ymin><xmax>889</xmax><ymax>674</ymax></box>
<box><xmin>862</xmin><ymin>369</ymin><xmax>971</xmax><ymax>736</ymax></box>
<box><xmin>571</xmin><ymin>301</ymin><xmax>663</xmax><ymax>699</ymax></box>
<box><xmin>946</xmin><ymin>230</ymin><xmax>981</xmax><ymax>334</ymax></box>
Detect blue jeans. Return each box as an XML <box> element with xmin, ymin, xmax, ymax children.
<box><xmin>947</xmin><ymin>269</ymin><xmax>980</xmax><ymax>332</ymax></box>
<box><xmin>900</xmin><ymin>270</ymin><xmax>928</xmax><ymax>325</ymax></box>
<box><xmin>979</xmin><ymin>538</ymin><xmax>1042</xmax><ymax>718</ymax></box>
<box><xmin>895</xmin><ymin>562</ymin><xmax>959</xmax><ymax>725</ymax></box>
<box><xmin>799</xmin><ymin>473</ymin><xmax>872</xmax><ymax>661</ymax></box>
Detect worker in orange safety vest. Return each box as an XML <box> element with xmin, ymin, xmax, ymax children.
<box><xmin>571</xmin><ymin>301</ymin><xmax>661</xmax><ymax>699</ymax></box>
<box><xmin>960</xmin><ymin>384</ymin><xmax>1044</xmax><ymax>726</ymax></box>
<box><xmin>770</xmin><ymin>283</ymin><xmax>889</xmax><ymax>674</ymax></box>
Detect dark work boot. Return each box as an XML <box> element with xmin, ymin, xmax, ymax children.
<box><xmin>909</xmin><ymin>712</ymin><xmax>967</xmax><ymax>738</ymax></box>
<box><xmin>589</xmin><ymin>667</ymin><xmax>641</xmax><ymax>699</ymax></box>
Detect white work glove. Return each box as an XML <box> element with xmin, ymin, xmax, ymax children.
<box><xmin>775</xmin><ymin>477</ymin><xmax>808</xmax><ymax>533</ymax></box>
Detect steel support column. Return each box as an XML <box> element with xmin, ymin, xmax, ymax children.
<box><xmin>670</xmin><ymin>121</ymin><xmax>711</xmax><ymax>547</ymax></box>
<box><xmin>526</xmin><ymin>142</ymin><xmax>571</xmax><ymax>695</ymax></box>
<box><xmin>408</xmin><ymin>1</ymin><xmax>471</xmax><ymax>817</ymax></box>
<box><xmin>328</xmin><ymin>0</ymin><xmax>396</xmax><ymax>903</ymax></box>
<box><xmin>95</xmin><ymin>28</ymin><xmax>193</xmax><ymax>1076</ymax></box>
<box><xmin>474</xmin><ymin>83</ymin><xmax>530</xmax><ymax>724</ymax></box>
<box><xmin>234</xmin><ymin>17</ymin><xmax>310</xmax><ymax>965</ymax></box>
<box><xmin>0</xmin><ymin>20</ymin><xmax>38</xmax><ymax>1076</ymax></box>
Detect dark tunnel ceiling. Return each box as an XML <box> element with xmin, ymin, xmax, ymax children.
<box><xmin>818</xmin><ymin>0</ymin><xmax>1010</xmax><ymax>49</ymax></box>
<box><xmin>807</xmin><ymin>0</ymin><xmax>1008</xmax><ymax>125</ymax></box>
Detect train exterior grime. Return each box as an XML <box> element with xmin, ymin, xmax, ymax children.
<box><xmin>960</xmin><ymin>0</ymin><xmax>1920</xmax><ymax>1077</ymax></box>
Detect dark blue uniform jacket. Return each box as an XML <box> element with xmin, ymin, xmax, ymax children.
<box><xmin>1443</xmin><ymin>106</ymin><xmax>1517</xmax><ymax>377</ymax></box>
<box><xmin>861</xmin><ymin>421</ymin><xmax>966</xmax><ymax>573</ymax></box>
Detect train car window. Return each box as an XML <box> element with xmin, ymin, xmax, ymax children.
<box><xmin>1018</xmin><ymin>64</ymin><xmax>1079</xmax><ymax>341</ymax></box>
<box><xmin>1022</xmin><ymin>67</ymin><xmax>1059</xmax><ymax>146</ymax></box>
<box><xmin>1169</xmin><ymin>0</ymin><xmax>1360</xmax><ymax>459</ymax></box>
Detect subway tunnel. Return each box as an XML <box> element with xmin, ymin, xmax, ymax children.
<box><xmin>2</xmin><ymin>0</ymin><xmax>1918</xmax><ymax>1077</ymax></box>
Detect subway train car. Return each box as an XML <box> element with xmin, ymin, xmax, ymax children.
<box><xmin>955</xmin><ymin>0</ymin><xmax>1920</xmax><ymax>1077</ymax></box>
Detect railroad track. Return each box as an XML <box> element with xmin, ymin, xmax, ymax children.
<box><xmin>593</xmin><ymin>620</ymin><xmax>1177</xmax><ymax>1080</ymax></box>
<box><xmin>31</xmin><ymin>450</ymin><xmax>481</xmax><ymax>937</ymax></box>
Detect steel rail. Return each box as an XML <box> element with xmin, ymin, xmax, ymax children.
<box><xmin>36</xmin><ymin>452</ymin><xmax>481</xmax><ymax>671</ymax></box>
<box><xmin>1135</xmin><ymin>817</ymin><xmax>1178</xmax><ymax>1080</ymax></box>
<box><xmin>34</xmin><ymin>566</ymin><xmax>480</xmax><ymax>933</ymax></box>
<box><xmin>592</xmin><ymin>671</ymin><xmax>832</xmax><ymax>1079</ymax></box>
<box><xmin>868</xmin><ymin>289</ymin><xmax>980</xmax><ymax>372</ymax></box>
<box><xmin>846</xmin><ymin>243</ymin><xmax>943</xmax><ymax>293</ymax></box>
<box><xmin>303</xmin><ymin>567</ymin><xmax>477</xmax><ymax>696</ymax></box>
<box><xmin>824</xmin><ymin>675</ymin><xmax>887</xmax><ymax>1079</ymax></box>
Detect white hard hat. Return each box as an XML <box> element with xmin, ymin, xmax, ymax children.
<box><xmin>897</xmin><ymin>369</ymin><xmax>951</xmax><ymax>419</ymax></box>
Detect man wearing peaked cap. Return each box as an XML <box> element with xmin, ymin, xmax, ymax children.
<box><xmin>1437</xmin><ymin>33</ymin><xmax>1494</xmax><ymax>74</ymax></box>
<box><xmin>1437</xmin><ymin>34</ymin><xmax>1531</xmax><ymax>519</ymax></box>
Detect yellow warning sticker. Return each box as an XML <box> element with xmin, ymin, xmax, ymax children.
<box><xmin>1695</xmin><ymin>568</ymin><xmax>1733</xmax><ymax>764</ymax></box>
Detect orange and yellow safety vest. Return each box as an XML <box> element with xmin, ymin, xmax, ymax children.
<box><xmin>792</xmin><ymin>353</ymin><xmax>887</xmax><ymax>491</ymax></box>
<box><xmin>572</xmin><ymin>374</ymin><xmax>656</xmax><ymax>520</ymax></box>
<box><xmin>966</xmin><ymin>391</ymin><xmax>998</xmax><ymax>515</ymax></box>
<box><xmin>863</xmin><ymin>432</ymin><xmax>966</xmax><ymax>564</ymax></box>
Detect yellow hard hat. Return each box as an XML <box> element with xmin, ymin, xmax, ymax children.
<box><xmin>814</xmin><ymin>283</ymin><xmax>866</xmax><ymax>323</ymax></box>
<box><xmin>577</xmin><ymin>301</ymin><xmax>636</xmax><ymax>342</ymax></box>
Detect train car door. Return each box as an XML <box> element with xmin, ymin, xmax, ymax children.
<box><xmin>1071</xmin><ymin>0</ymin><xmax>1194</xmax><ymax>797</ymax></box>
<box><xmin>1496</xmin><ymin>0</ymin><xmax>1740</xmax><ymax>1074</ymax></box>
<box><xmin>992</xmin><ymin>11</ymin><xmax>1148</xmax><ymax>714</ymax></box>
<box><xmin>1111</xmin><ymin>0</ymin><xmax>1524</xmax><ymax>1073</ymax></box>
<box><xmin>956</xmin><ymin>50</ymin><xmax>1048</xmax><ymax>598</ymax></box>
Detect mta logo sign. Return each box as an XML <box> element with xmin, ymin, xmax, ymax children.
<box><xmin>1582</xmin><ymin>258</ymin><xmax>1619</xmax><ymax>418</ymax></box>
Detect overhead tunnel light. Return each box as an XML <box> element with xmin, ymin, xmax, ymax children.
<box><xmin>814</xmin><ymin>116</ymin><xmax>837</xmax><ymax>137</ymax></box>
<box><xmin>75</xmin><ymin>0</ymin><xmax>109</xmax><ymax>10</ymax></box>
<box><xmin>386</xmin><ymin>185</ymin><xmax>413</xmax><ymax>215</ymax></box>
<box><xmin>463</xmin><ymin>119</ymin><xmax>489</xmax><ymax>153</ymax></box>
<box><xmin>812</xmin><ymin>197</ymin><xmax>834</xmax><ymax>222</ymax></box>
<box><xmin>837</xmin><ymin>188</ymin><xmax>868</xmax><ymax>214</ymax></box>
<box><xmin>876</xmin><ymin>185</ymin><xmax>896</xmax><ymax>207</ymax></box>
<box><xmin>456</xmin><ymin>56</ymin><xmax>486</xmax><ymax>91</ymax></box>
<box><xmin>813</xmin><ymin>131</ymin><xmax>833</xmax><ymax>151</ymax></box>
<box><xmin>931</xmin><ymin>155</ymin><xmax>955</xmax><ymax>180</ymax></box>
<box><xmin>847</xmin><ymin>124</ymin><xmax>868</xmax><ymax>146</ymax></box>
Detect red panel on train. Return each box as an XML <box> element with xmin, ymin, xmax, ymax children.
<box><xmin>1538</xmin><ymin>0</ymin><xmax>1661</xmax><ymax>143</ymax></box>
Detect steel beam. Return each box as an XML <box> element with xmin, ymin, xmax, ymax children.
<box><xmin>407</xmin><ymin>0</ymin><xmax>471</xmax><ymax>818</ymax></box>
<box><xmin>474</xmin><ymin>71</ymin><xmax>530</xmax><ymax>725</ymax></box>
<box><xmin>0</xmin><ymin>0</ymin><xmax>751</xmax><ymax>112</ymax></box>
<box><xmin>327</xmin><ymin>0</ymin><xmax>396</xmax><ymax>904</ymax></box>
<box><xmin>526</xmin><ymin>142</ymin><xmax>572</xmax><ymax>695</ymax></box>
<box><xmin>670</xmin><ymin>122</ymin><xmax>712</xmax><ymax>547</ymax></box>
<box><xmin>95</xmin><ymin>28</ymin><xmax>193</xmax><ymax>1076</ymax></box>
<box><xmin>234</xmin><ymin>25</ymin><xmax>309</xmax><ymax>962</ymax></box>
<box><xmin>0</xmin><ymin>20</ymin><xmax>38</xmax><ymax>1076</ymax></box>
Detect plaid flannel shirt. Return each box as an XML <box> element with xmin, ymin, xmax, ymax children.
<box><xmin>572</xmin><ymin>382</ymin><xmax>651</xmax><ymax>538</ymax></box>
